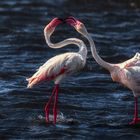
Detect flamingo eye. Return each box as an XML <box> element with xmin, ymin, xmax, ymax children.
<box><xmin>47</xmin><ymin>18</ymin><xmax>62</xmax><ymax>29</ymax></box>
<box><xmin>76</xmin><ymin>22</ymin><xmax>83</xmax><ymax>29</ymax></box>
<box><xmin>44</xmin><ymin>24</ymin><xmax>52</xmax><ymax>32</ymax></box>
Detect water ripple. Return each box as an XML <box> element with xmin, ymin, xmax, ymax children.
<box><xmin>0</xmin><ymin>0</ymin><xmax>140</xmax><ymax>139</ymax></box>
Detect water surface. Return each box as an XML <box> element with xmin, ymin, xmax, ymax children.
<box><xmin>0</xmin><ymin>0</ymin><xmax>140</xmax><ymax>139</ymax></box>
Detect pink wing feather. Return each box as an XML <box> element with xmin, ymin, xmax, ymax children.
<box><xmin>26</xmin><ymin>54</ymin><xmax>69</xmax><ymax>88</ymax></box>
<box><xmin>27</xmin><ymin>52</ymin><xmax>84</xmax><ymax>88</ymax></box>
<box><xmin>27</xmin><ymin>66</ymin><xmax>66</xmax><ymax>88</ymax></box>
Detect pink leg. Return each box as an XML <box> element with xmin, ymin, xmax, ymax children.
<box><xmin>129</xmin><ymin>97</ymin><xmax>140</xmax><ymax>125</ymax></box>
<box><xmin>53</xmin><ymin>84</ymin><xmax>59</xmax><ymax>124</ymax></box>
<box><xmin>44</xmin><ymin>85</ymin><xmax>57</xmax><ymax>123</ymax></box>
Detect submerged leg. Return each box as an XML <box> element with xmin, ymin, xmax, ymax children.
<box><xmin>45</xmin><ymin>85</ymin><xmax>57</xmax><ymax>123</ymax></box>
<box><xmin>53</xmin><ymin>84</ymin><xmax>59</xmax><ymax>124</ymax></box>
<box><xmin>129</xmin><ymin>97</ymin><xmax>140</xmax><ymax>125</ymax></box>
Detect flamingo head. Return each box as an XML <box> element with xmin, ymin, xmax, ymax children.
<box><xmin>44</xmin><ymin>18</ymin><xmax>62</xmax><ymax>36</ymax></box>
<box><xmin>66</xmin><ymin>16</ymin><xmax>88</xmax><ymax>36</ymax></box>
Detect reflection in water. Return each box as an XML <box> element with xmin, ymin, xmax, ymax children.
<box><xmin>0</xmin><ymin>0</ymin><xmax>140</xmax><ymax>139</ymax></box>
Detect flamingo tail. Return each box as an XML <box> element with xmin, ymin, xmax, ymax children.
<box><xmin>26</xmin><ymin>71</ymin><xmax>46</xmax><ymax>88</ymax></box>
<box><xmin>26</xmin><ymin>67</ymin><xmax>66</xmax><ymax>88</ymax></box>
<box><xmin>26</xmin><ymin>77</ymin><xmax>38</xmax><ymax>88</ymax></box>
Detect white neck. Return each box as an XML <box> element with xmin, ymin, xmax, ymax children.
<box><xmin>85</xmin><ymin>33</ymin><xmax>114</xmax><ymax>71</ymax></box>
<box><xmin>44</xmin><ymin>31</ymin><xmax>87</xmax><ymax>61</ymax></box>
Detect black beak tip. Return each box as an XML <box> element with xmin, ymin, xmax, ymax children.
<box><xmin>57</xmin><ymin>15</ymin><xmax>74</xmax><ymax>23</ymax></box>
<box><xmin>58</xmin><ymin>18</ymin><xmax>63</xmax><ymax>21</ymax></box>
<box><xmin>57</xmin><ymin>18</ymin><xmax>65</xmax><ymax>23</ymax></box>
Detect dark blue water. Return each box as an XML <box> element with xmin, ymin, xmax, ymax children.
<box><xmin>0</xmin><ymin>0</ymin><xmax>140</xmax><ymax>139</ymax></box>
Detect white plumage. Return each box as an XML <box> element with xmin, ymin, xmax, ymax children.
<box><xmin>27</xmin><ymin>52</ymin><xmax>85</xmax><ymax>88</ymax></box>
<box><xmin>66</xmin><ymin>16</ymin><xmax>140</xmax><ymax>125</ymax></box>
<box><xmin>27</xmin><ymin>18</ymin><xmax>87</xmax><ymax>124</ymax></box>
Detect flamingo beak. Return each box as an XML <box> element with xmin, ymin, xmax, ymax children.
<box><xmin>65</xmin><ymin>16</ymin><xmax>78</xmax><ymax>27</ymax></box>
<box><xmin>48</xmin><ymin>18</ymin><xmax>63</xmax><ymax>28</ymax></box>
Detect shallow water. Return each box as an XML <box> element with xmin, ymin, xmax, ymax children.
<box><xmin>0</xmin><ymin>0</ymin><xmax>140</xmax><ymax>139</ymax></box>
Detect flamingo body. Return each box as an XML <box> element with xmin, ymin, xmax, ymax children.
<box><xmin>66</xmin><ymin>16</ymin><xmax>140</xmax><ymax>125</ymax></box>
<box><xmin>27</xmin><ymin>52</ymin><xmax>85</xmax><ymax>88</ymax></box>
<box><xmin>111</xmin><ymin>53</ymin><xmax>140</xmax><ymax>97</ymax></box>
<box><xmin>27</xmin><ymin>18</ymin><xmax>87</xmax><ymax>124</ymax></box>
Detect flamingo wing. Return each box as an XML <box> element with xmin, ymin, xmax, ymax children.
<box><xmin>118</xmin><ymin>65</ymin><xmax>140</xmax><ymax>91</ymax></box>
<box><xmin>123</xmin><ymin>52</ymin><xmax>140</xmax><ymax>68</ymax></box>
<box><xmin>126</xmin><ymin>66</ymin><xmax>140</xmax><ymax>85</ymax></box>
<box><xmin>27</xmin><ymin>53</ymin><xmax>84</xmax><ymax>88</ymax></box>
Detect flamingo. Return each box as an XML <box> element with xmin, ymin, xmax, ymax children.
<box><xmin>26</xmin><ymin>18</ymin><xmax>87</xmax><ymax>124</ymax></box>
<box><xmin>66</xmin><ymin>16</ymin><xmax>140</xmax><ymax>125</ymax></box>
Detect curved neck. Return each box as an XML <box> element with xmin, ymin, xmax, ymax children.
<box><xmin>85</xmin><ymin>33</ymin><xmax>114</xmax><ymax>71</ymax></box>
<box><xmin>44</xmin><ymin>31</ymin><xmax>87</xmax><ymax>61</ymax></box>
